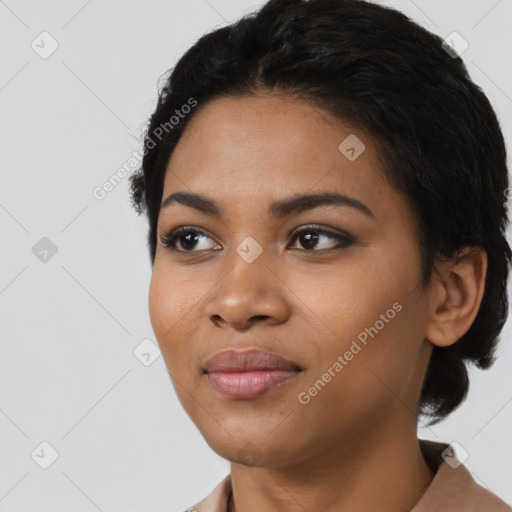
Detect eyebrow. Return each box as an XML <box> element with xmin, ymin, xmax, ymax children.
<box><xmin>160</xmin><ymin>191</ymin><xmax>376</xmax><ymax>220</ymax></box>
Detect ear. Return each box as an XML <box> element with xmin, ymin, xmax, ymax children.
<box><xmin>425</xmin><ymin>247</ymin><xmax>487</xmax><ymax>347</ymax></box>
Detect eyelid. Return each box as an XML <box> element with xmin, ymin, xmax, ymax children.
<box><xmin>288</xmin><ymin>224</ymin><xmax>353</xmax><ymax>241</ymax></box>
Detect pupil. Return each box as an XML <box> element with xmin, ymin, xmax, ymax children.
<box><xmin>182</xmin><ymin>233</ymin><xmax>198</xmax><ymax>249</ymax></box>
<box><xmin>302</xmin><ymin>232</ymin><xmax>318</xmax><ymax>248</ymax></box>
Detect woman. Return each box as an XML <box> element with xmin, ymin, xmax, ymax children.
<box><xmin>129</xmin><ymin>0</ymin><xmax>512</xmax><ymax>510</ymax></box>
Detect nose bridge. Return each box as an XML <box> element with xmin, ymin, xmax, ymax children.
<box><xmin>205</xmin><ymin>236</ymin><xmax>289</xmax><ymax>328</ymax></box>
<box><xmin>222</xmin><ymin>236</ymin><xmax>271</xmax><ymax>305</ymax></box>
<box><xmin>224</xmin><ymin>213</ymin><xmax>271</xmax><ymax>278</ymax></box>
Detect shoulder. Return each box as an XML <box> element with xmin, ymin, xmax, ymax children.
<box><xmin>181</xmin><ymin>474</ymin><xmax>232</xmax><ymax>512</ymax></box>
<box><xmin>415</xmin><ymin>439</ymin><xmax>512</xmax><ymax>512</ymax></box>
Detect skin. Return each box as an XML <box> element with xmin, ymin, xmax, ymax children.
<box><xmin>148</xmin><ymin>94</ymin><xmax>487</xmax><ymax>512</ymax></box>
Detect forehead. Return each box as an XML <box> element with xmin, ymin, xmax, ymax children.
<box><xmin>162</xmin><ymin>94</ymin><xmax>403</xmax><ymax>221</ymax></box>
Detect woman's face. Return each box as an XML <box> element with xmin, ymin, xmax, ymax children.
<box><xmin>149</xmin><ymin>94</ymin><xmax>434</xmax><ymax>466</ymax></box>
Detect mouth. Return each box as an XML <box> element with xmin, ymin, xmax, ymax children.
<box><xmin>203</xmin><ymin>348</ymin><xmax>303</xmax><ymax>400</ymax></box>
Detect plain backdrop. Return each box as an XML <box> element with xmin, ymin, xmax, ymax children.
<box><xmin>0</xmin><ymin>1</ymin><xmax>511</xmax><ymax>511</ymax></box>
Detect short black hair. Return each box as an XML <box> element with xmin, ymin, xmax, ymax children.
<box><xmin>129</xmin><ymin>0</ymin><xmax>511</xmax><ymax>425</ymax></box>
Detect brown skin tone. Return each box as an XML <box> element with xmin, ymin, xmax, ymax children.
<box><xmin>148</xmin><ymin>94</ymin><xmax>487</xmax><ymax>512</ymax></box>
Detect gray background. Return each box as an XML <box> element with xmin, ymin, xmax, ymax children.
<box><xmin>0</xmin><ymin>1</ymin><xmax>511</xmax><ymax>511</ymax></box>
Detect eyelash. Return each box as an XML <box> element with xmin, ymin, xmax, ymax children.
<box><xmin>159</xmin><ymin>225</ymin><xmax>355</xmax><ymax>254</ymax></box>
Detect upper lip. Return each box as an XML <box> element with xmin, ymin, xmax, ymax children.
<box><xmin>203</xmin><ymin>348</ymin><xmax>302</xmax><ymax>373</ymax></box>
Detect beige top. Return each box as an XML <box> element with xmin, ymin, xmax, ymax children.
<box><xmin>185</xmin><ymin>440</ymin><xmax>512</xmax><ymax>512</ymax></box>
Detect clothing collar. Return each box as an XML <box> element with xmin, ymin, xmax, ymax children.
<box><xmin>189</xmin><ymin>439</ymin><xmax>512</xmax><ymax>511</ymax></box>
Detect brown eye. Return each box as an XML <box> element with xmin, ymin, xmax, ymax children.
<box><xmin>160</xmin><ymin>225</ymin><xmax>354</xmax><ymax>254</ymax></box>
<box><xmin>289</xmin><ymin>226</ymin><xmax>355</xmax><ymax>251</ymax></box>
<box><xmin>160</xmin><ymin>227</ymin><xmax>221</xmax><ymax>252</ymax></box>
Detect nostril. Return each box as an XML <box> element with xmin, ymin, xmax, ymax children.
<box><xmin>211</xmin><ymin>315</ymin><xmax>222</xmax><ymax>327</ymax></box>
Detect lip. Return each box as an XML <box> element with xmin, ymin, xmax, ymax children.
<box><xmin>204</xmin><ymin>348</ymin><xmax>302</xmax><ymax>373</ymax></box>
<box><xmin>203</xmin><ymin>349</ymin><xmax>302</xmax><ymax>400</ymax></box>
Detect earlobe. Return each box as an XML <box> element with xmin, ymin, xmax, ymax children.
<box><xmin>425</xmin><ymin>247</ymin><xmax>487</xmax><ymax>348</ymax></box>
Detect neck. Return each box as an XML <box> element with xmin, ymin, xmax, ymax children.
<box><xmin>228</xmin><ymin>419</ymin><xmax>434</xmax><ymax>512</ymax></box>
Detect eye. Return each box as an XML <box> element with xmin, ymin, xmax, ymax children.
<box><xmin>160</xmin><ymin>225</ymin><xmax>355</xmax><ymax>253</ymax></box>
<box><xmin>288</xmin><ymin>225</ymin><xmax>355</xmax><ymax>251</ymax></box>
<box><xmin>160</xmin><ymin>226</ymin><xmax>221</xmax><ymax>252</ymax></box>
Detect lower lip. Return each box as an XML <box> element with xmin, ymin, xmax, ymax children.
<box><xmin>206</xmin><ymin>370</ymin><xmax>300</xmax><ymax>399</ymax></box>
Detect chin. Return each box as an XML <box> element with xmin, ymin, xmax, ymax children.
<box><xmin>200</xmin><ymin>424</ymin><xmax>302</xmax><ymax>468</ymax></box>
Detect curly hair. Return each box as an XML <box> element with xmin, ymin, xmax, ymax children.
<box><xmin>129</xmin><ymin>0</ymin><xmax>511</xmax><ymax>425</ymax></box>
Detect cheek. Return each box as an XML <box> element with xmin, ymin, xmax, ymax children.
<box><xmin>327</xmin><ymin>295</ymin><xmax>428</xmax><ymax>420</ymax></box>
<box><xmin>148</xmin><ymin>269</ymin><xmax>171</xmax><ymax>341</ymax></box>
<box><xmin>148</xmin><ymin>261</ymin><xmax>214</xmax><ymax>380</ymax></box>
<box><xmin>307</xmin><ymin>253</ymin><xmax>425</xmax><ymax>384</ymax></box>
<box><xmin>148</xmin><ymin>267</ymin><xmax>191</xmax><ymax>356</ymax></box>
<box><xmin>297</xmin><ymin>261</ymin><xmax>404</xmax><ymax>342</ymax></box>
<box><xmin>149</xmin><ymin>257</ymin><xmax>197</xmax><ymax>328</ymax></box>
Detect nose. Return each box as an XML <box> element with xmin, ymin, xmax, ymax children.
<box><xmin>204</xmin><ymin>251</ymin><xmax>291</xmax><ymax>331</ymax></box>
